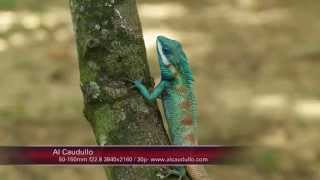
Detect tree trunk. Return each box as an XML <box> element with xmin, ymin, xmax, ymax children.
<box><xmin>69</xmin><ymin>0</ymin><xmax>174</xmax><ymax>179</ymax></box>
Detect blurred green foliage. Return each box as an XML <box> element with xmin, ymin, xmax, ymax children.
<box><xmin>0</xmin><ymin>0</ymin><xmax>16</xmax><ymax>9</ymax></box>
<box><xmin>256</xmin><ymin>150</ymin><xmax>280</xmax><ymax>173</ymax></box>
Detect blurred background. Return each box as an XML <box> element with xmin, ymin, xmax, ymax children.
<box><xmin>0</xmin><ymin>0</ymin><xmax>319</xmax><ymax>179</ymax></box>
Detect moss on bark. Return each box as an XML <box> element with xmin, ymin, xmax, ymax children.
<box><xmin>69</xmin><ymin>0</ymin><xmax>176</xmax><ymax>179</ymax></box>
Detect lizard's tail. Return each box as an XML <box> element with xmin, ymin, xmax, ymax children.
<box><xmin>186</xmin><ymin>165</ymin><xmax>212</xmax><ymax>180</ymax></box>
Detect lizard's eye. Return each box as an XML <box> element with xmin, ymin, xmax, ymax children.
<box><xmin>163</xmin><ymin>47</ymin><xmax>171</xmax><ymax>55</ymax></box>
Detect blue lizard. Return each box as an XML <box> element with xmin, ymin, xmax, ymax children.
<box><xmin>133</xmin><ymin>36</ymin><xmax>210</xmax><ymax>180</ymax></box>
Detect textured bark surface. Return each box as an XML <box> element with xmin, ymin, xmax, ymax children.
<box><xmin>69</xmin><ymin>0</ymin><xmax>174</xmax><ymax>179</ymax></box>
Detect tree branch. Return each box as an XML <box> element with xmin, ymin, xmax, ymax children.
<box><xmin>69</xmin><ymin>0</ymin><xmax>174</xmax><ymax>179</ymax></box>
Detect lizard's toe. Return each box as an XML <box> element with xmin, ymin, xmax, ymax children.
<box><xmin>157</xmin><ymin>167</ymin><xmax>187</xmax><ymax>180</ymax></box>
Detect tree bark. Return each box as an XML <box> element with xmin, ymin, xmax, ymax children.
<box><xmin>69</xmin><ymin>0</ymin><xmax>174</xmax><ymax>179</ymax></box>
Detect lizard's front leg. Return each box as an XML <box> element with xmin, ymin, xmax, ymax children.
<box><xmin>157</xmin><ymin>167</ymin><xmax>189</xmax><ymax>180</ymax></box>
<box><xmin>133</xmin><ymin>80</ymin><xmax>167</xmax><ymax>102</ymax></box>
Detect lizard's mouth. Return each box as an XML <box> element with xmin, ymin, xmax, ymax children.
<box><xmin>157</xmin><ymin>41</ymin><xmax>171</xmax><ymax>66</ymax></box>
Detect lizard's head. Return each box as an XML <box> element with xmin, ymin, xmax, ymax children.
<box><xmin>156</xmin><ymin>35</ymin><xmax>190</xmax><ymax>80</ymax></box>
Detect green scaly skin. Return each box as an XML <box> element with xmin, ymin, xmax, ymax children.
<box><xmin>133</xmin><ymin>36</ymin><xmax>210</xmax><ymax>180</ymax></box>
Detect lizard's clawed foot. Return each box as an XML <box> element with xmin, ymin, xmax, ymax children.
<box><xmin>156</xmin><ymin>167</ymin><xmax>189</xmax><ymax>180</ymax></box>
<box><xmin>131</xmin><ymin>79</ymin><xmax>144</xmax><ymax>89</ymax></box>
<box><xmin>119</xmin><ymin>78</ymin><xmax>144</xmax><ymax>89</ymax></box>
<box><xmin>132</xmin><ymin>79</ymin><xmax>143</xmax><ymax>85</ymax></box>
